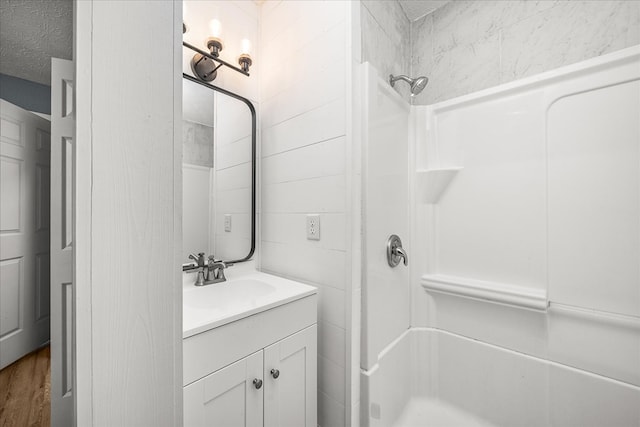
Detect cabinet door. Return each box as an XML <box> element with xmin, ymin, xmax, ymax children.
<box><xmin>184</xmin><ymin>350</ymin><xmax>264</xmax><ymax>427</ymax></box>
<box><xmin>264</xmin><ymin>325</ymin><xmax>317</xmax><ymax>427</ymax></box>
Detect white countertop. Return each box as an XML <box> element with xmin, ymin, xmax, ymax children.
<box><xmin>182</xmin><ymin>267</ymin><xmax>317</xmax><ymax>338</ymax></box>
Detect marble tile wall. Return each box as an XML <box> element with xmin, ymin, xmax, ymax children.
<box><xmin>182</xmin><ymin>119</ymin><xmax>213</xmax><ymax>167</ymax></box>
<box><xmin>360</xmin><ymin>0</ymin><xmax>412</xmax><ymax>98</ymax></box>
<box><xmin>411</xmin><ymin>0</ymin><xmax>640</xmax><ymax>104</ymax></box>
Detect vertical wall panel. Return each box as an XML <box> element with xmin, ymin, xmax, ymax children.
<box><xmin>82</xmin><ymin>1</ymin><xmax>182</xmax><ymax>425</ymax></box>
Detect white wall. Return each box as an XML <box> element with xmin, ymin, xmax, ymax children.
<box><xmin>74</xmin><ymin>1</ymin><xmax>182</xmax><ymax>425</ymax></box>
<box><xmin>411</xmin><ymin>0</ymin><xmax>640</xmax><ymax>104</ymax></box>
<box><xmin>259</xmin><ymin>2</ymin><xmax>353</xmax><ymax>426</ymax></box>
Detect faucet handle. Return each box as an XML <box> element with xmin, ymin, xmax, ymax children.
<box><xmin>386</xmin><ymin>235</ymin><xmax>408</xmax><ymax>267</ymax></box>
<box><xmin>195</xmin><ymin>268</ymin><xmax>206</xmax><ymax>286</ymax></box>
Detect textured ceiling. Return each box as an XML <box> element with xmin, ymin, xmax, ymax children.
<box><xmin>0</xmin><ymin>0</ymin><xmax>73</xmax><ymax>85</ymax></box>
<box><xmin>398</xmin><ymin>0</ymin><xmax>450</xmax><ymax>21</ymax></box>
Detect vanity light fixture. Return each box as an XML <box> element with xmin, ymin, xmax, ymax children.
<box><xmin>238</xmin><ymin>38</ymin><xmax>252</xmax><ymax>73</ymax></box>
<box><xmin>184</xmin><ymin>18</ymin><xmax>252</xmax><ymax>81</ymax></box>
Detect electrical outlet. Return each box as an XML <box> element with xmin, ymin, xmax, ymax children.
<box><xmin>224</xmin><ymin>214</ymin><xmax>232</xmax><ymax>232</ymax></box>
<box><xmin>306</xmin><ymin>214</ymin><xmax>320</xmax><ymax>240</ymax></box>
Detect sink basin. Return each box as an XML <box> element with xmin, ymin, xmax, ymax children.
<box><xmin>184</xmin><ymin>279</ymin><xmax>276</xmax><ymax>310</ymax></box>
<box><xmin>183</xmin><ymin>272</ymin><xmax>317</xmax><ymax>338</ymax></box>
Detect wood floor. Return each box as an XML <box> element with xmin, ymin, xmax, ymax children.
<box><xmin>0</xmin><ymin>346</ymin><xmax>50</xmax><ymax>427</ymax></box>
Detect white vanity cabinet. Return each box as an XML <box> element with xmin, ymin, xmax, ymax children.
<box><xmin>184</xmin><ymin>325</ymin><xmax>317</xmax><ymax>427</ymax></box>
<box><xmin>183</xmin><ymin>281</ymin><xmax>317</xmax><ymax>427</ymax></box>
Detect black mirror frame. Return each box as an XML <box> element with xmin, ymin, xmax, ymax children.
<box><xmin>182</xmin><ymin>73</ymin><xmax>256</xmax><ymax>264</ymax></box>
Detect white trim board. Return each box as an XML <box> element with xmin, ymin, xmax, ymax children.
<box><xmin>421</xmin><ymin>274</ymin><xmax>548</xmax><ymax>311</ymax></box>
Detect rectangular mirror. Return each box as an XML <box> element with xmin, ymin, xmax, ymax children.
<box><xmin>182</xmin><ymin>75</ymin><xmax>256</xmax><ymax>264</ymax></box>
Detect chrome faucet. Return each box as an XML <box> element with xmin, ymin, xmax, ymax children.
<box><xmin>182</xmin><ymin>253</ymin><xmax>229</xmax><ymax>286</ymax></box>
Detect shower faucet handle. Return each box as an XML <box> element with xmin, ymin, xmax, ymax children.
<box><xmin>394</xmin><ymin>246</ymin><xmax>408</xmax><ymax>266</ymax></box>
<box><xmin>386</xmin><ymin>235</ymin><xmax>408</xmax><ymax>267</ymax></box>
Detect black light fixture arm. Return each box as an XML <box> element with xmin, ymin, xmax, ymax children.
<box><xmin>183</xmin><ymin>41</ymin><xmax>249</xmax><ymax>77</ymax></box>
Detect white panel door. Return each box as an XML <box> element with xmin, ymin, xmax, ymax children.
<box><xmin>50</xmin><ymin>57</ymin><xmax>74</xmax><ymax>427</ymax></box>
<box><xmin>0</xmin><ymin>99</ymin><xmax>51</xmax><ymax>369</ymax></box>
<box><xmin>184</xmin><ymin>350</ymin><xmax>264</xmax><ymax>427</ymax></box>
<box><xmin>264</xmin><ymin>325</ymin><xmax>317</xmax><ymax>427</ymax></box>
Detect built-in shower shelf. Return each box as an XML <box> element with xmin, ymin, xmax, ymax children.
<box><xmin>421</xmin><ymin>274</ymin><xmax>549</xmax><ymax>311</ymax></box>
<box><xmin>416</xmin><ymin>168</ymin><xmax>462</xmax><ymax>203</ymax></box>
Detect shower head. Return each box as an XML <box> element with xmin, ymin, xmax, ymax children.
<box><xmin>411</xmin><ymin>76</ymin><xmax>429</xmax><ymax>95</ymax></box>
<box><xmin>389</xmin><ymin>74</ymin><xmax>429</xmax><ymax>96</ymax></box>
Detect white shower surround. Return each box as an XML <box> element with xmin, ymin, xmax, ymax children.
<box><xmin>360</xmin><ymin>46</ymin><xmax>640</xmax><ymax>426</ymax></box>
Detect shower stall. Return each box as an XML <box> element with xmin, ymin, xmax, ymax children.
<box><xmin>358</xmin><ymin>46</ymin><xmax>640</xmax><ymax>426</ymax></box>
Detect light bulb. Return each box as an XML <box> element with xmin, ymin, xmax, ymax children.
<box><xmin>241</xmin><ymin>39</ymin><xmax>252</xmax><ymax>56</ymax></box>
<box><xmin>209</xmin><ymin>19</ymin><xmax>222</xmax><ymax>38</ymax></box>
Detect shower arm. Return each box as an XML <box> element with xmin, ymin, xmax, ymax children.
<box><xmin>389</xmin><ymin>75</ymin><xmax>413</xmax><ymax>87</ymax></box>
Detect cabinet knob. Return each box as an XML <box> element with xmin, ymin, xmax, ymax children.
<box><xmin>270</xmin><ymin>369</ymin><xmax>280</xmax><ymax>379</ymax></box>
<box><xmin>253</xmin><ymin>378</ymin><xmax>263</xmax><ymax>389</ymax></box>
